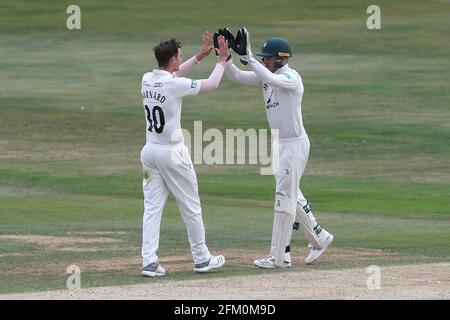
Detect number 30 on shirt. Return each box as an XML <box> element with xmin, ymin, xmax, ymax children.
<box><xmin>144</xmin><ymin>105</ymin><xmax>165</xmax><ymax>133</ymax></box>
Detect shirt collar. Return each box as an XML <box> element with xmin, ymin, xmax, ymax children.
<box><xmin>152</xmin><ymin>69</ymin><xmax>173</xmax><ymax>77</ymax></box>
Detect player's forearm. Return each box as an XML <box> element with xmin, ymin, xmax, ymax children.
<box><xmin>248</xmin><ymin>56</ymin><xmax>296</xmax><ymax>90</ymax></box>
<box><xmin>224</xmin><ymin>59</ymin><xmax>241</xmax><ymax>82</ymax></box>
<box><xmin>199</xmin><ymin>62</ymin><xmax>225</xmax><ymax>91</ymax></box>
<box><xmin>174</xmin><ymin>56</ymin><xmax>199</xmax><ymax>77</ymax></box>
<box><xmin>224</xmin><ymin>58</ymin><xmax>260</xmax><ymax>86</ymax></box>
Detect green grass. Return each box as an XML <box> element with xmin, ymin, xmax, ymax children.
<box><xmin>1</xmin><ymin>0</ymin><xmax>449</xmax><ymax>294</ymax></box>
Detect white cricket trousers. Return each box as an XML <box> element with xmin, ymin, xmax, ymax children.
<box><xmin>140</xmin><ymin>142</ymin><xmax>211</xmax><ymax>267</ymax></box>
<box><xmin>275</xmin><ymin>135</ymin><xmax>311</xmax><ymax>206</ymax></box>
<box><xmin>270</xmin><ymin>135</ymin><xmax>317</xmax><ymax>254</ymax></box>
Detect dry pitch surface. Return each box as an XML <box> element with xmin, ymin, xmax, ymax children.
<box><xmin>1</xmin><ymin>244</ymin><xmax>448</xmax><ymax>300</ymax></box>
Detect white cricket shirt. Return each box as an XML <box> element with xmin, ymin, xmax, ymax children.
<box><xmin>141</xmin><ymin>69</ymin><xmax>200</xmax><ymax>144</ymax></box>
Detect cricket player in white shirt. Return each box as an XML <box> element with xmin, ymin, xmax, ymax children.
<box><xmin>140</xmin><ymin>33</ymin><xmax>229</xmax><ymax>276</ymax></box>
<box><xmin>218</xmin><ymin>27</ymin><xmax>334</xmax><ymax>268</ymax></box>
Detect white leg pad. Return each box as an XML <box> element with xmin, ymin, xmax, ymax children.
<box><xmin>295</xmin><ymin>203</ymin><xmax>322</xmax><ymax>249</ymax></box>
<box><xmin>272</xmin><ymin>194</ymin><xmax>295</xmax><ymax>266</ymax></box>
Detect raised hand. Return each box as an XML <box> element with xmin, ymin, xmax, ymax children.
<box><xmin>221</xmin><ymin>27</ymin><xmax>235</xmax><ymax>47</ymax></box>
<box><xmin>196</xmin><ymin>31</ymin><xmax>213</xmax><ymax>62</ymax></box>
<box><xmin>215</xmin><ymin>35</ymin><xmax>229</xmax><ymax>64</ymax></box>
<box><xmin>213</xmin><ymin>31</ymin><xmax>220</xmax><ymax>56</ymax></box>
<box><xmin>233</xmin><ymin>27</ymin><xmax>252</xmax><ymax>65</ymax></box>
<box><xmin>241</xmin><ymin>27</ymin><xmax>252</xmax><ymax>57</ymax></box>
<box><xmin>214</xmin><ymin>27</ymin><xmax>234</xmax><ymax>57</ymax></box>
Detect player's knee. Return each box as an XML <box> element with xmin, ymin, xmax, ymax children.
<box><xmin>274</xmin><ymin>193</ymin><xmax>296</xmax><ymax>217</ymax></box>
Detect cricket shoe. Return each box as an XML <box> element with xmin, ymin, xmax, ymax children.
<box><xmin>254</xmin><ymin>254</ymin><xmax>292</xmax><ymax>269</ymax></box>
<box><xmin>142</xmin><ymin>262</ymin><xmax>166</xmax><ymax>277</ymax></box>
<box><xmin>194</xmin><ymin>255</ymin><xmax>225</xmax><ymax>273</ymax></box>
<box><xmin>305</xmin><ymin>229</ymin><xmax>334</xmax><ymax>265</ymax></box>
<box><xmin>284</xmin><ymin>251</ymin><xmax>292</xmax><ymax>264</ymax></box>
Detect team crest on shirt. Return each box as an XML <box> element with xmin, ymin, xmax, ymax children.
<box><xmin>191</xmin><ymin>80</ymin><xmax>198</xmax><ymax>88</ymax></box>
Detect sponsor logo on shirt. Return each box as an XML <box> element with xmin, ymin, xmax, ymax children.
<box><xmin>153</xmin><ymin>82</ymin><xmax>163</xmax><ymax>87</ymax></box>
<box><xmin>265</xmin><ymin>98</ymin><xmax>279</xmax><ymax>110</ymax></box>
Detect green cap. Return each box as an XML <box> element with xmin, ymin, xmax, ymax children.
<box><xmin>256</xmin><ymin>37</ymin><xmax>292</xmax><ymax>57</ymax></box>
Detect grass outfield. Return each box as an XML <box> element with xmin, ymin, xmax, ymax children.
<box><xmin>0</xmin><ymin>0</ymin><xmax>449</xmax><ymax>294</ymax></box>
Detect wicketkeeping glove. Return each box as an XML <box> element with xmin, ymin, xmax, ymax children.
<box><xmin>221</xmin><ymin>27</ymin><xmax>235</xmax><ymax>46</ymax></box>
<box><xmin>213</xmin><ymin>31</ymin><xmax>220</xmax><ymax>56</ymax></box>
<box><xmin>214</xmin><ymin>27</ymin><xmax>234</xmax><ymax>57</ymax></box>
<box><xmin>233</xmin><ymin>27</ymin><xmax>252</xmax><ymax>65</ymax></box>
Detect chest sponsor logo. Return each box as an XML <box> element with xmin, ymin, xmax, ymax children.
<box><xmin>265</xmin><ymin>98</ymin><xmax>279</xmax><ymax>110</ymax></box>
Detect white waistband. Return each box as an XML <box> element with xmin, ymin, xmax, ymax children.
<box><xmin>145</xmin><ymin>141</ymin><xmax>185</xmax><ymax>149</ymax></box>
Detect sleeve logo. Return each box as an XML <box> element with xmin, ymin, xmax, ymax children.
<box><xmin>191</xmin><ymin>80</ymin><xmax>198</xmax><ymax>88</ymax></box>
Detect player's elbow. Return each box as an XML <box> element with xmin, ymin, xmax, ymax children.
<box><xmin>268</xmin><ymin>80</ymin><xmax>296</xmax><ymax>91</ymax></box>
<box><xmin>210</xmin><ymin>79</ymin><xmax>220</xmax><ymax>89</ymax></box>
